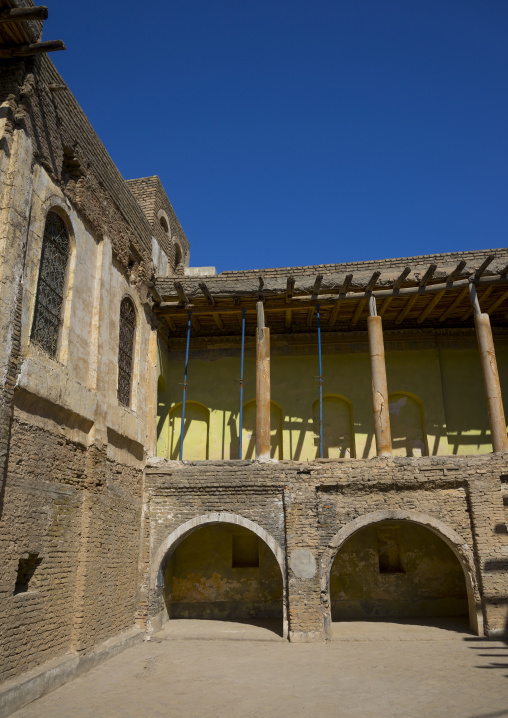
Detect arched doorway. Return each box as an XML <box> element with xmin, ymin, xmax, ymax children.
<box><xmin>321</xmin><ymin>510</ymin><xmax>482</xmax><ymax>637</ymax></box>
<box><xmin>150</xmin><ymin>514</ymin><xmax>287</xmax><ymax>638</ymax></box>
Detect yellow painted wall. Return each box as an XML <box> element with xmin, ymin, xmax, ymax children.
<box><xmin>156</xmin><ymin>335</ymin><xmax>508</xmax><ymax>460</ymax></box>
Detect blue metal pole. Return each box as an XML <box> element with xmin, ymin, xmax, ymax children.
<box><xmin>317</xmin><ymin>304</ymin><xmax>323</xmax><ymax>459</ymax></box>
<box><xmin>239</xmin><ymin>308</ymin><xmax>246</xmax><ymax>459</ymax></box>
<box><xmin>179</xmin><ymin>311</ymin><xmax>192</xmax><ymax>461</ymax></box>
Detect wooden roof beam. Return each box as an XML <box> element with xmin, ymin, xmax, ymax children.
<box><xmin>174</xmin><ymin>281</ymin><xmax>190</xmax><ymax>305</ymax></box>
<box><xmin>395</xmin><ymin>263</ymin><xmax>436</xmax><ymax>324</ymax></box>
<box><xmin>199</xmin><ymin>282</ymin><xmax>215</xmax><ymax>306</ymax></box>
<box><xmin>0</xmin><ymin>6</ymin><xmax>48</xmax><ymax>23</ymax></box>
<box><xmin>306</xmin><ymin>274</ymin><xmax>324</xmax><ymax>327</ymax></box>
<box><xmin>351</xmin><ymin>271</ymin><xmax>380</xmax><ymax>327</ymax></box>
<box><xmin>378</xmin><ymin>266</ymin><xmax>411</xmax><ymax>317</ymax></box>
<box><xmin>328</xmin><ymin>273</ymin><xmax>353</xmax><ymax>327</ymax></box>
<box><xmin>0</xmin><ymin>39</ymin><xmax>65</xmax><ymax>58</ymax></box>
<box><xmin>286</xmin><ymin>277</ymin><xmax>295</xmax><ymax>303</ymax></box>
<box><xmin>417</xmin><ymin>260</ymin><xmax>466</xmax><ymax>324</ymax></box>
<box><xmin>486</xmin><ymin>289</ymin><xmax>508</xmax><ymax>315</ymax></box>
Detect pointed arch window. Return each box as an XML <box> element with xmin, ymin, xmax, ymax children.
<box><xmin>117</xmin><ymin>297</ymin><xmax>136</xmax><ymax>406</ymax></box>
<box><xmin>31</xmin><ymin>211</ymin><xmax>70</xmax><ymax>357</ymax></box>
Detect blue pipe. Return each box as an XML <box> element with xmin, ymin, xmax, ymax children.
<box><xmin>317</xmin><ymin>304</ymin><xmax>323</xmax><ymax>459</ymax></box>
<box><xmin>238</xmin><ymin>308</ymin><xmax>246</xmax><ymax>459</ymax></box>
<box><xmin>179</xmin><ymin>311</ymin><xmax>192</xmax><ymax>461</ymax></box>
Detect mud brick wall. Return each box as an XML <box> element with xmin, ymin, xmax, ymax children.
<box><xmin>144</xmin><ymin>453</ymin><xmax>508</xmax><ymax>638</ymax></box>
<box><xmin>126</xmin><ymin>176</ymin><xmax>190</xmax><ymax>272</ymax></box>
<box><xmin>0</xmin><ymin>420</ymin><xmax>144</xmax><ymax>682</ymax></box>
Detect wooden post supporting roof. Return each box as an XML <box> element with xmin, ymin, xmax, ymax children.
<box><xmin>469</xmin><ymin>283</ymin><xmax>508</xmax><ymax>452</ymax></box>
<box><xmin>256</xmin><ymin>301</ymin><xmax>271</xmax><ymax>459</ymax></box>
<box><xmin>367</xmin><ymin>295</ymin><xmax>392</xmax><ymax>456</ymax></box>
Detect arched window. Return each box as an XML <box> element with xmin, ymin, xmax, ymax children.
<box><xmin>388</xmin><ymin>392</ymin><xmax>428</xmax><ymax>457</ymax></box>
<box><xmin>31</xmin><ymin>211</ymin><xmax>70</xmax><ymax>357</ymax></box>
<box><xmin>117</xmin><ymin>297</ymin><xmax>136</xmax><ymax>406</ymax></box>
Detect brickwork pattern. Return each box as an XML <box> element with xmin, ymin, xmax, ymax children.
<box><xmin>0</xmin><ymin>421</ymin><xmax>144</xmax><ymax>682</ymax></box>
<box><xmin>144</xmin><ymin>454</ymin><xmax>508</xmax><ymax>638</ymax></box>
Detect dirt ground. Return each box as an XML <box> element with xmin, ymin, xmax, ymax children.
<box><xmin>12</xmin><ymin>619</ymin><xmax>508</xmax><ymax>718</ymax></box>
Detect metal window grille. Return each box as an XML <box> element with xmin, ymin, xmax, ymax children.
<box><xmin>117</xmin><ymin>297</ymin><xmax>136</xmax><ymax>406</ymax></box>
<box><xmin>31</xmin><ymin>212</ymin><xmax>69</xmax><ymax>357</ymax></box>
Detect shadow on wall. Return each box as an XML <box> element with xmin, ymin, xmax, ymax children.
<box><xmin>330</xmin><ymin>520</ymin><xmax>468</xmax><ymax>622</ymax></box>
<box><xmin>388</xmin><ymin>392</ymin><xmax>428</xmax><ymax>457</ymax></box>
<box><xmin>164</xmin><ymin>523</ymin><xmax>284</xmax><ymax>635</ymax></box>
<box><xmin>241</xmin><ymin>400</ymin><xmax>283</xmax><ymax>459</ymax></box>
<box><xmin>312</xmin><ymin>394</ymin><xmax>356</xmax><ymax>458</ymax></box>
<box><xmin>169</xmin><ymin>401</ymin><xmax>210</xmax><ymax>460</ymax></box>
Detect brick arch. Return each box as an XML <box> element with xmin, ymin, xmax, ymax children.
<box><xmin>149</xmin><ymin>512</ymin><xmax>287</xmax><ymax>637</ymax></box>
<box><xmin>320</xmin><ymin>509</ymin><xmax>482</xmax><ymax>638</ymax></box>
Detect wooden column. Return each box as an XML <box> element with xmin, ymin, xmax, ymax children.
<box><xmin>256</xmin><ymin>301</ymin><xmax>271</xmax><ymax>459</ymax></box>
<box><xmin>367</xmin><ymin>296</ymin><xmax>392</xmax><ymax>456</ymax></box>
<box><xmin>469</xmin><ymin>283</ymin><xmax>508</xmax><ymax>452</ymax></box>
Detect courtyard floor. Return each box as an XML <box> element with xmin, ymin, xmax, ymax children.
<box><xmin>12</xmin><ymin>619</ymin><xmax>508</xmax><ymax>718</ymax></box>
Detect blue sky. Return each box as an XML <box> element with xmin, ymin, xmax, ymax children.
<box><xmin>45</xmin><ymin>1</ymin><xmax>508</xmax><ymax>273</ymax></box>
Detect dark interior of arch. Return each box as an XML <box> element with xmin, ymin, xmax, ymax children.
<box><xmin>164</xmin><ymin>524</ymin><xmax>283</xmax><ymax>624</ymax></box>
<box><xmin>330</xmin><ymin>520</ymin><xmax>468</xmax><ymax>621</ymax></box>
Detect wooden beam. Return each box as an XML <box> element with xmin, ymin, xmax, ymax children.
<box><xmin>486</xmin><ymin>289</ymin><xmax>508</xmax><ymax>315</ymax></box>
<box><xmin>328</xmin><ymin>273</ymin><xmax>353</xmax><ymax>327</ymax></box>
<box><xmin>48</xmin><ymin>83</ymin><xmax>67</xmax><ymax>92</ymax></box>
<box><xmin>0</xmin><ymin>39</ymin><xmax>65</xmax><ymax>58</ymax></box>
<box><xmin>438</xmin><ymin>286</ymin><xmax>468</xmax><ymax>322</ymax></box>
<box><xmin>165</xmin><ymin>316</ymin><xmax>176</xmax><ymax>332</ymax></box>
<box><xmin>475</xmin><ymin>254</ymin><xmax>495</xmax><ymax>278</ymax></box>
<box><xmin>351</xmin><ymin>272</ymin><xmax>380</xmax><ymax>327</ymax></box>
<box><xmin>378</xmin><ymin>266</ymin><xmax>411</xmax><ymax>317</ymax></box>
<box><xmin>199</xmin><ymin>282</ymin><xmax>215</xmax><ymax>306</ymax></box>
<box><xmin>395</xmin><ymin>263</ymin><xmax>436</xmax><ymax>324</ymax></box>
<box><xmin>0</xmin><ymin>6</ymin><xmax>48</xmax><ymax>23</ymax></box>
<box><xmin>312</xmin><ymin>274</ymin><xmax>323</xmax><ymax>298</ymax></box>
<box><xmin>191</xmin><ymin>314</ymin><xmax>201</xmax><ymax>331</ymax></box>
<box><xmin>461</xmin><ymin>285</ymin><xmax>494</xmax><ymax>320</ymax></box>
<box><xmin>306</xmin><ymin>307</ymin><xmax>315</xmax><ymax>327</ymax></box>
<box><xmin>174</xmin><ymin>281</ymin><xmax>189</xmax><ymax>305</ymax></box>
<box><xmin>286</xmin><ymin>277</ymin><xmax>295</xmax><ymax>303</ymax></box>
<box><xmin>417</xmin><ymin>261</ymin><xmax>466</xmax><ymax>325</ymax></box>
<box><xmin>213</xmin><ymin>314</ymin><xmax>224</xmax><ymax>330</ymax></box>
<box><xmin>154</xmin><ymin>273</ymin><xmax>508</xmax><ymax>318</ymax></box>
<box><xmin>285</xmin><ymin>309</ymin><xmax>292</xmax><ymax>329</ymax></box>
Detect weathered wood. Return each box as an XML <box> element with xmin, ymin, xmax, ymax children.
<box><xmin>468</xmin><ymin>283</ymin><xmax>481</xmax><ymax>316</ymax></box>
<box><xmin>379</xmin><ymin>267</ymin><xmax>411</xmax><ymax>317</ymax></box>
<box><xmin>199</xmin><ymin>282</ymin><xmax>215</xmax><ymax>306</ymax></box>
<box><xmin>438</xmin><ymin>286</ymin><xmax>468</xmax><ymax>322</ymax></box>
<box><xmin>0</xmin><ymin>39</ymin><xmax>65</xmax><ymax>57</ymax></box>
<box><xmin>174</xmin><ymin>281</ymin><xmax>189</xmax><ymax>305</ymax></box>
<box><xmin>312</xmin><ymin>274</ymin><xmax>323</xmax><ymax>298</ymax></box>
<box><xmin>0</xmin><ymin>6</ymin><xmax>48</xmax><ymax>23</ymax></box>
<box><xmin>328</xmin><ymin>273</ymin><xmax>353</xmax><ymax>327</ymax></box>
<box><xmin>416</xmin><ymin>261</ymin><xmax>466</xmax><ymax>324</ymax></box>
<box><xmin>165</xmin><ymin>316</ymin><xmax>176</xmax><ymax>331</ymax></box>
<box><xmin>486</xmin><ymin>289</ymin><xmax>508</xmax><ymax>315</ymax></box>
<box><xmin>475</xmin><ymin>254</ymin><xmax>495</xmax><ymax>277</ymax></box>
<box><xmin>154</xmin><ymin>274</ymin><xmax>508</xmax><ymax>318</ymax></box>
<box><xmin>285</xmin><ymin>309</ymin><xmax>292</xmax><ymax>329</ymax></box>
<box><xmin>461</xmin><ymin>284</ymin><xmax>494</xmax><ymax>320</ymax></box>
<box><xmin>213</xmin><ymin>314</ymin><xmax>224</xmax><ymax>330</ymax></box>
<box><xmin>191</xmin><ymin>314</ymin><xmax>201</xmax><ymax>331</ymax></box>
<box><xmin>286</xmin><ymin>277</ymin><xmax>295</xmax><ymax>303</ymax></box>
<box><xmin>48</xmin><ymin>83</ymin><xmax>67</xmax><ymax>92</ymax></box>
<box><xmin>351</xmin><ymin>272</ymin><xmax>380</xmax><ymax>327</ymax></box>
<box><xmin>256</xmin><ymin>301</ymin><xmax>270</xmax><ymax>459</ymax></box>
<box><xmin>368</xmin><ymin>315</ymin><xmax>392</xmax><ymax>456</ymax></box>
<box><xmin>474</xmin><ymin>313</ymin><xmax>508</xmax><ymax>452</ymax></box>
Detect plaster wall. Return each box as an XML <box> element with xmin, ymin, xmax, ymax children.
<box><xmin>156</xmin><ymin>335</ymin><xmax>508</xmax><ymax>460</ymax></box>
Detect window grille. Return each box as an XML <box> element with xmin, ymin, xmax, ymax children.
<box><xmin>117</xmin><ymin>297</ymin><xmax>136</xmax><ymax>406</ymax></box>
<box><xmin>31</xmin><ymin>212</ymin><xmax>70</xmax><ymax>357</ymax></box>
